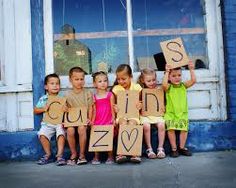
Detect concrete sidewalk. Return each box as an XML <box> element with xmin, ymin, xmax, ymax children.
<box><xmin>0</xmin><ymin>150</ymin><xmax>235</xmax><ymax>188</ymax></box>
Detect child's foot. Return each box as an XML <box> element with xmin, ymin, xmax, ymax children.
<box><xmin>105</xmin><ymin>158</ymin><xmax>114</xmax><ymax>164</ymax></box>
<box><xmin>146</xmin><ymin>148</ymin><xmax>156</xmax><ymax>159</ymax></box>
<box><xmin>178</xmin><ymin>147</ymin><xmax>192</xmax><ymax>156</ymax></box>
<box><xmin>67</xmin><ymin>157</ymin><xmax>77</xmax><ymax>166</ymax></box>
<box><xmin>170</xmin><ymin>149</ymin><xmax>179</xmax><ymax>158</ymax></box>
<box><xmin>77</xmin><ymin>157</ymin><xmax>88</xmax><ymax>165</ymax></box>
<box><xmin>37</xmin><ymin>155</ymin><xmax>53</xmax><ymax>165</ymax></box>
<box><xmin>156</xmin><ymin>148</ymin><xmax>166</xmax><ymax>159</ymax></box>
<box><xmin>55</xmin><ymin>157</ymin><xmax>67</xmax><ymax>166</ymax></box>
<box><xmin>91</xmin><ymin>158</ymin><xmax>101</xmax><ymax>165</ymax></box>
<box><xmin>130</xmin><ymin>156</ymin><xmax>141</xmax><ymax>163</ymax></box>
<box><xmin>116</xmin><ymin>155</ymin><xmax>128</xmax><ymax>164</ymax></box>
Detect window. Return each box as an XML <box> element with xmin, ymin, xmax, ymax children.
<box><xmin>45</xmin><ymin>0</ymin><xmax>226</xmax><ymax>120</ymax></box>
<box><xmin>52</xmin><ymin>0</ymin><xmax>128</xmax><ymax>74</ymax></box>
<box><xmin>52</xmin><ymin>0</ymin><xmax>208</xmax><ymax>74</ymax></box>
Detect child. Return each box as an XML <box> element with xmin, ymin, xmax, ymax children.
<box><xmin>138</xmin><ymin>68</ymin><xmax>166</xmax><ymax>159</ymax></box>
<box><xmin>162</xmin><ymin>61</ymin><xmax>196</xmax><ymax>157</ymax></box>
<box><xmin>65</xmin><ymin>67</ymin><xmax>93</xmax><ymax>165</ymax></box>
<box><xmin>91</xmin><ymin>71</ymin><xmax>115</xmax><ymax>165</ymax></box>
<box><xmin>34</xmin><ymin>73</ymin><xmax>66</xmax><ymax>166</ymax></box>
<box><xmin>112</xmin><ymin>64</ymin><xmax>142</xmax><ymax>164</ymax></box>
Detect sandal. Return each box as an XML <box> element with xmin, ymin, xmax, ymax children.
<box><xmin>156</xmin><ymin>148</ymin><xmax>166</xmax><ymax>159</ymax></box>
<box><xmin>146</xmin><ymin>148</ymin><xmax>157</xmax><ymax>159</ymax></box>
<box><xmin>91</xmin><ymin>158</ymin><xmax>101</xmax><ymax>165</ymax></box>
<box><xmin>55</xmin><ymin>157</ymin><xmax>67</xmax><ymax>166</ymax></box>
<box><xmin>37</xmin><ymin>155</ymin><xmax>53</xmax><ymax>165</ymax></box>
<box><xmin>67</xmin><ymin>158</ymin><xmax>77</xmax><ymax>166</ymax></box>
<box><xmin>178</xmin><ymin>147</ymin><xmax>192</xmax><ymax>156</ymax></box>
<box><xmin>130</xmin><ymin>156</ymin><xmax>141</xmax><ymax>163</ymax></box>
<box><xmin>77</xmin><ymin>158</ymin><xmax>88</xmax><ymax>165</ymax></box>
<box><xmin>170</xmin><ymin>149</ymin><xmax>179</xmax><ymax>158</ymax></box>
<box><xmin>105</xmin><ymin>158</ymin><xmax>114</xmax><ymax>165</ymax></box>
<box><xmin>116</xmin><ymin>155</ymin><xmax>128</xmax><ymax>164</ymax></box>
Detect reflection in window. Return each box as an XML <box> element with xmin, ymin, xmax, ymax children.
<box><xmin>132</xmin><ymin>0</ymin><xmax>208</xmax><ymax>71</ymax></box>
<box><xmin>52</xmin><ymin>0</ymin><xmax>208</xmax><ymax>75</ymax></box>
<box><xmin>53</xmin><ymin>0</ymin><xmax>127</xmax><ymax>75</ymax></box>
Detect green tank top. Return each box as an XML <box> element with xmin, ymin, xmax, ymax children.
<box><xmin>164</xmin><ymin>83</ymin><xmax>189</xmax><ymax>131</ymax></box>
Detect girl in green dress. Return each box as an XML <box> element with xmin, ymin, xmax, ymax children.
<box><xmin>162</xmin><ymin>61</ymin><xmax>196</xmax><ymax>157</ymax></box>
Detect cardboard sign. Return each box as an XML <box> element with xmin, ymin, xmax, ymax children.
<box><xmin>63</xmin><ymin>107</ymin><xmax>87</xmax><ymax>127</ymax></box>
<box><xmin>89</xmin><ymin>125</ymin><xmax>114</xmax><ymax>152</ymax></box>
<box><xmin>43</xmin><ymin>96</ymin><xmax>66</xmax><ymax>125</ymax></box>
<box><xmin>160</xmin><ymin>37</ymin><xmax>189</xmax><ymax>69</ymax></box>
<box><xmin>117</xmin><ymin>124</ymin><xmax>143</xmax><ymax>156</ymax></box>
<box><xmin>117</xmin><ymin>91</ymin><xmax>139</xmax><ymax>119</ymax></box>
<box><xmin>142</xmin><ymin>88</ymin><xmax>164</xmax><ymax>116</ymax></box>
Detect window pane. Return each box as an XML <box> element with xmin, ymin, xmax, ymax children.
<box><xmin>53</xmin><ymin>0</ymin><xmax>128</xmax><ymax>75</ymax></box>
<box><xmin>132</xmin><ymin>0</ymin><xmax>208</xmax><ymax>71</ymax></box>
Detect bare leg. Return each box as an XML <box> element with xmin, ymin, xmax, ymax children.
<box><xmin>168</xmin><ymin>130</ymin><xmax>177</xmax><ymax>151</ymax></box>
<box><xmin>93</xmin><ymin>152</ymin><xmax>99</xmax><ymax>161</ymax></box>
<box><xmin>156</xmin><ymin>122</ymin><xmax>165</xmax><ymax>149</ymax></box>
<box><xmin>67</xmin><ymin>127</ymin><xmax>77</xmax><ymax>159</ymax></box>
<box><xmin>143</xmin><ymin>123</ymin><xmax>152</xmax><ymax>149</ymax></box>
<box><xmin>39</xmin><ymin>135</ymin><xmax>51</xmax><ymax>157</ymax></box>
<box><xmin>179</xmin><ymin>131</ymin><xmax>188</xmax><ymax>149</ymax></box>
<box><xmin>56</xmin><ymin>135</ymin><xmax>65</xmax><ymax>159</ymax></box>
<box><xmin>107</xmin><ymin>151</ymin><xmax>113</xmax><ymax>159</ymax></box>
<box><xmin>78</xmin><ymin>126</ymin><xmax>87</xmax><ymax>159</ymax></box>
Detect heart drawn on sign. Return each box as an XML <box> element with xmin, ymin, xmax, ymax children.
<box><xmin>121</xmin><ymin>128</ymin><xmax>138</xmax><ymax>152</ymax></box>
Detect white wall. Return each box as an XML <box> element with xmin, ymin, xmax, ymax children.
<box><xmin>0</xmin><ymin>0</ymin><xmax>33</xmax><ymax>131</ymax></box>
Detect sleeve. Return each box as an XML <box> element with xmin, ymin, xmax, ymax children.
<box><xmin>135</xmin><ymin>83</ymin><xmax>143</xmax><ymax>92</ymax></box>
<box><xmin>112</xmin><ymin>85</ymin><xmax>118</xmax><ymax>96</ymax></box>
<box><xmin>35</xmin><ymin>95</ymin><xmax>47</xmax><ymax>108</ymax></box>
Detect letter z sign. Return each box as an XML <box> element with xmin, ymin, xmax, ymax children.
<box><xmin>89</xmin><ymin>125</ymin><xmax>114</xmax><ymax>152</ymax></box>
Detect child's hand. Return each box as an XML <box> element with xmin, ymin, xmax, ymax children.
<box><xmin>62</xmin><ymin>104</ymin><xmax>69</xmax><ymax>112</ymax></box>
<box><xmin>113</xmin><ymin>104</ymin><xmax>119</xmax><ymax>113</ymax></box>
<box><xmin>188</xmin><ymin>61</ymin><xmax>195</xmax><ymax>70</ymax></box>
<box><xmin>86</xmin><ymin>119</ymin><xmax>92</xmax><ymax>126</ymax></box>
<box><xmin>165</xmin><ymin>64</ymin><xmax>171</xmax><ymax>73</ymax></box>
<box><xmin>136</xmin><ymin>101</ymin><xmax>142</xmax><ymax>110</ymax></box>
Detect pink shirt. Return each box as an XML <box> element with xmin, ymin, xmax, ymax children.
<box><xmin>93</xmin><ymin>92</ymin><xmax>113</xmax><ymax>125</ymax></box>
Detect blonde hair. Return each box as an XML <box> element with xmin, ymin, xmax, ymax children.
<box><xmin>137</xmin><ymin>68</ymin><xmax>156</xmax><ymax>88</ymax></box>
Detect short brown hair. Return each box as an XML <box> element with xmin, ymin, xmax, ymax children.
<box><xmin>69</xmin><ymin>67</ymin><xmax>86</xmax><ymax>78</ymax></box>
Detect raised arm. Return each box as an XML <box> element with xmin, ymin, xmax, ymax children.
<box><xmin>184</xmin><ymin>61</ymin><xmax>197</xmax><ymax>88</ymax></box>
<box><xmin>162</xmin><ymin>64</ymin><xmax>171</xmax><ymax>91</ymax></box>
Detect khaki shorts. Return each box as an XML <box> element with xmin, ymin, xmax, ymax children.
<box><xmin>140</xmin><ymin>116</ymin><xmax>165</xmax><ymax>124</ymax></box>
<box><xmin>116</xmin><ymin>117</ymin><xmax>140</xmax><ymax>125</ymax></box>
<box><xmin>37</xmin><ymin>123</ymin><xmax>65</xmax><ymax>141</ymax></box>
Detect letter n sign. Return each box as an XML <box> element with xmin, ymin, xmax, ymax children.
<box><xmin>89</xmin><ymin>125</ymin><xmax>114</xmax><ymax>152</ymax></box>
<box><xmin>160</xmin><ymin>37</ymin><xmax>189</xmax><ymax>69</ymax></box>
<box><xmin>142</xmin><ymin>88</ymin><xmax>164</xmax><ymax>116</ymax></box>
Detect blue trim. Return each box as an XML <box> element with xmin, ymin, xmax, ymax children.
<box><xmin>30</xmin><ymin>0</ymin><xmax>46</xmax><ymax>130</ymax></box>
<box><xmin>221</xmin><ymin>0</ymin><xmax>236</xmax><ymax>120</ymax></box>
<box><xmin>0</xmin><ymin>122</ymin><xmax>236</xmax><ymax>161</ymax></box>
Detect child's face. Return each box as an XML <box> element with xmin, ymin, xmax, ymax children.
<box><xmin>94</xmin><ymin>74</ymin><xmax>108</xmax><ymax>90</ymax></box>
<box><xmin>70</xmin><ymin>72</ymin><xmax>85</xmax><ymax>90</ymax></box>
<box><xmin>169</xmin><ymin>69</ymin><xmax>182</xmax><ymax>85</ymax></box>
<box><xmin>143</xmin><ymin>73</ymin><xmax>157</xmax><ymax>89</ymax></box>
<box><xmin>116</xmin><ymin>70</ymin><xmax>132</xmax><ymax>90</ymax></box>
<box><xmin>44</xmin><ymin>77</ymin><xmax>60</xmax><ymax>95</ymax></box>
